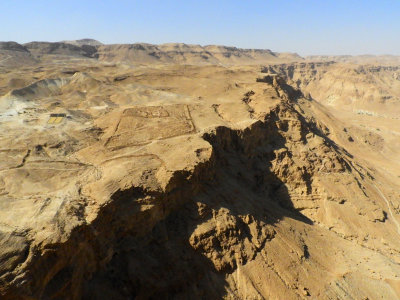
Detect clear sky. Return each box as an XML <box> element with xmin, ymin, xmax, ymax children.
<box><xmin>1</xmin><ymin>0</ymin><xmax>399</xmax><ymax>55</ymax></box>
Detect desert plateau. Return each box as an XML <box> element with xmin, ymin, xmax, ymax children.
<box><xmin>0</xmin><ymin>38</ymin><xmax>400</xmax><ymax>299</ymax></box>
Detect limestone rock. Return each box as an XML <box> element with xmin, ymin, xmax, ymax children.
<box><xmin>0</xmin><ymin>46</ymin><xmax>399</xmax><ymax>299</ymax></box>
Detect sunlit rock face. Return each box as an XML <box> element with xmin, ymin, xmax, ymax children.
<box><xmin>1</xmin><ymin>42</ymin><xmax>400</xmax><ymax>299</ymax></box>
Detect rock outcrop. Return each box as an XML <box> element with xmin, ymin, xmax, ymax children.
<box><xmin>0</xmin><ymin>52</ymin><xmax>400</xmax><ymax>299</ymax></box>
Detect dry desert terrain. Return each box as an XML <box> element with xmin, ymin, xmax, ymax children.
<box><xmin>1</xmin><ymin>39</ymin><xmax>400</xmax><ymax>299</ymax></box>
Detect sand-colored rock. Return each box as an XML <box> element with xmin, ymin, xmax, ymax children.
<box><xmin>0</xmin><ymin>42</ymin><xmax>400</xmax><ymax>299</ymax></box>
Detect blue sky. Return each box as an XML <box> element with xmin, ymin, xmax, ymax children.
<box><xmin>1</xmin><ymin>0</ymin><xmax>399</xmax><ymax>55</ymax></box>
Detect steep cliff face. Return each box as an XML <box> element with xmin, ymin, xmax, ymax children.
<box><xmin>1</xmin><ymin>62</ymin><xmax>400</xmax><ymax>299</ymax></box>
<box><xmin>263</xmin><ymin>62</ymin><xmax>400</xmax><ymax>117</ymax></box>
<box><xmin>262</xmin><ymin>62</ymin><xmax>400</xmax><ymax>190</ymax></box>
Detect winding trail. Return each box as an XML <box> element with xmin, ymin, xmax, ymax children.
<box><xmin>0</xmin><ymin>55</ymin><xmax>11</xmax><ymax>65</ymax></box>
<box><xmin>372</xmin><ymin>182</ymin><xmax>400</xmax><ymax>235</ymax></box>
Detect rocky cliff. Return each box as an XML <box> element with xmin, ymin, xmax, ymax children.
<box><xmin>1</xmin><ymin>60</ymin><xmax>400</xmax><ymax>299</ymax></box>
<box><xmin>263</xmin><ymin>61</ymin><xmax>400</xmax><ymax>118</ymax></box>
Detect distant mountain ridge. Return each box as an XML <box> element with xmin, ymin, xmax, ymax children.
<box><xmin>0</xmin><ymin>41</ymin><xmax>30</xmax><ymax>52</ymax></box>
<box><xmin>61</xmin><ymin>38</ymin><xmax>104</xmax><ymax>46</ymax></box>
<box><xmin>0</xmin><ymin>39</ymin><xmax>303</xmax><ymax>66</ymax></box>
<box><xmin>24</xmin><ymin>41</ymin><xmax>98</xmax><ymax>58</ymax></box>
<box><xmin>306</xmin><ymin>54</ymin><xmax>400</xmax><ymax>65</ymax></box>
<box><xmin>94</xmin><ymin>42</ymin><xmax>303</xmax><ymax>64</ymax></box>
<box><xmin>2</xmin><ymin>39</ymin><xmax>400</xmax><ymax>67</ymax></box>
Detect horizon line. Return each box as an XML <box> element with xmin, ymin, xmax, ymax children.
<box><xmin>2</xmin><ymin>39</ymin><xmax>400</xmax><ymax>57</ymax></box>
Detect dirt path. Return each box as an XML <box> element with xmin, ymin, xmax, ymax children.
<box><xmin>373</xmin><ymin>182</ymin><xmax>400</xmax><ymax>235</ymax></box>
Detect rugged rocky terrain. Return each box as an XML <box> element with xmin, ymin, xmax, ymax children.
<box><xmin>1</xmin><ymin>40</ymin><xmax>400</xmax><ymax>299</ymax></box>
<box><xmin>0</xmin><ymin>39</ymin><xmax>302</xmax><ymax>67</ymax></box>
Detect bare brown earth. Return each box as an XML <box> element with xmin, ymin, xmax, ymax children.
<box><xmin>1</xmin><ymin>41</ymin><xmax>400</xmax><ymax>299</ymax></box>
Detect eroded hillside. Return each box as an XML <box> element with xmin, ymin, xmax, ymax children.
<box><xmin>0</xmin><ymin>47</ymin><xmax>400</xmax><ymax>299</ymax></box>
<box><xmin>0</xmin><ymin>40</ymin><xmax>302</xmax><ymax>68</ymax></box>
